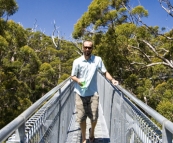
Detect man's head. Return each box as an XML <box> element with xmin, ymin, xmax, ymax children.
<box><xmin>83</xmin><ymin>40</ymin><xmax>93</xmax><ymax>58</ymax></box>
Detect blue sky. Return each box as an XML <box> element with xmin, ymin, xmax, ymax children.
<box><xmin>10</xmin><ymin>0</ymin><xmax>173</xmax><ymax>39</ymax></box>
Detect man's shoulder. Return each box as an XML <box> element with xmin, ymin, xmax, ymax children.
<box><xmin>92</xmin><ymin>55</ymin><xmax>102</xmax><ymax>61</ymax></box>
<box><xmin>94</xmin><ymin>55</ymin><xmax>101</xmax><ymax>59</ymax></box>
<box><xmin>73</xmin><ymin>56</ymin><xmax>83</xmax><ymax>63</ymax></box>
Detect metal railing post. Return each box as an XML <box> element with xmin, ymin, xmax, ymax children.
<box><xmin>18</xmin><ymin>123</ymin><xmax>25</xmax><ymax>143</ymax></box>
<box><xmin>130</xmin><ymin>129</ymin><xmax>134</xmax><ymax>143</ymax></box>
<box><xmin>120</xmin><ymin>91</ymin><xmax>125</xmax><ymax>143</ymax></box>
<box><xmin>162</xmin><ymin>120</ymin><xmax>173</xmax><ymax>143</ymax></box>
<box><xmin>6</xmin><ymin>123</ymin><xmax>25</xmax><ymax>143</ymax></box>
<box><xmin>57</xmin><ymin>89</ymin><xmax>61</xmax><ymax>143</ymax></box>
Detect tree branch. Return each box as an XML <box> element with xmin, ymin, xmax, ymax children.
<box><xmin>158</xmin><ymin>0</ymin><xmax>173</xmax><ymax>17</ymax></box>
<box><xmin>129</xmin><ymin>45</ymin><xmax>152</xmax><ymax>62</ymax></box>
<box><xmin>70</xmin><ymin>40</ymin><xmax>83</xmax><ymax>55</ymax></box>
<box><xmin>52</xmin><ymin>20</ymin><xmax>61</xmax><ymax>50</ymax></box>
<box><xmin>32</xmin><ymin>19</ymin><xmax>38</xmax><ymax>32</ymax></box>
<box><xmin>122</xmin><ymin>2</ymin><xmax>173</xmax><ymax>40</ymax></box>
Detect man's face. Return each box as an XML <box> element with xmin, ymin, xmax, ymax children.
<box><xmin>83</xmin><ymin>41</ymin><xmax>93</xmax><ymax>57</ymax></box>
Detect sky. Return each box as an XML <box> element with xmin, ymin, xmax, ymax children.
<box><xmin>10</xmin><ymin>0</ymin><xmax>173</xmax><ymax>39</ymax></box>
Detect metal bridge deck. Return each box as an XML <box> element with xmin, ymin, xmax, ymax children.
<box><xmin>2</xmin><ymin>74</ymin><xmax>173</xmax><ymax>143</ymax></box>
<box><xmin>65</xmin><ymin>104</ymin><xmax>110</xmax><ymax>143</ymax></box>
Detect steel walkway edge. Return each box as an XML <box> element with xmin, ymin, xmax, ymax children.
<box><xmin>1</xmin><ymin>71</ymin><xmax>173</xmax><ymax>143</ymax></box>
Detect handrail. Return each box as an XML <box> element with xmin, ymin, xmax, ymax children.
<box><xmin>116</xmin><ymin>84</ymin><xmax>173</xmax><ymax>135</ymax></box>
<box><xmin>0</xmin><ymin>77</ymin><xmax>71</xmax><ymax>142</ymax></box>
<box><xmin>1</xmin><ymin>73</ymin><xmax>173</xmax><ymax>143</ymax></box>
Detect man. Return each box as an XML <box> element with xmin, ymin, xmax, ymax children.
<box><xmin>71</xmin><ymin>40</ymin><xmax>118</xmax><ymax>143</ymax></box>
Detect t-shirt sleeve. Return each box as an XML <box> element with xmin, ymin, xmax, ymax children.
<box><xmin>98</xmin><ymin>57</ymin><xmax>107</xmax><ymax>73</ymax></box>
<box><xmin>71</xmin><ymin>60</ymin><xmax>78</xmax><ymax>76</ymax></box>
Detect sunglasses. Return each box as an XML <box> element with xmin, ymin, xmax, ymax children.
<box><xmin>84</xmin><ymin>46</ymin><xmax>92</xmax><ymax>50</ymax></box>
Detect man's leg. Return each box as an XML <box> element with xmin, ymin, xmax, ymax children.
<box><xmin>90</xmin><ymin>121</ymin><xmax>97</xmax><ymax>138</ymax></box>
<box><xmin>80</xmin><ymin>120</ymin><xmax>87</xmax><ymax>143</ymax></box>
<box><xmin>89</xmin><ymin>94</ymin><xmax>99</xmax><ymax>141</ymax></box>
<box><xmin>75</xmin><ymin>94</ymin><xmax>88</xmax><ymax>143</ymax></box>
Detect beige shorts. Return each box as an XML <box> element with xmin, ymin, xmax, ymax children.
<box><xmin>75</xmin><ymin>93</ymin><xmax>99</xmax><ymax>123</ymax></box>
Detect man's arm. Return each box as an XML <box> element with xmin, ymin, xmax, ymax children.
<box><xmin>104</xmin><ymin>71</ymin><xmax>119</xmax><ymax>85</ymax></box>
<box><xmin>71</xmin><ymin>76</ymin><xmax>82</xmax><ymax>86</ymax></box>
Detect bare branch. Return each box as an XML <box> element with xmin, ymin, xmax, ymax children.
<box><xmin>122</xmin><ymin>2</ymin><xmax>173</xmax><ymax>40</ymax></box>
<box><xmin>32</xmin><ymin>19</ymin><xmax>38</xmax><ymax>32</ymax></box>
<box><xmin>158</xmin><ymin>48</ymin><xmax>169</xmax><ymax>56</ymax></box>
<box><xmin>141</xmin><ymin>40</ymin><xmax>173</xmax><ymax>67</ymax></box>
<box><xmin>70</xmin><ymin>40</ymin><xmax>83</xmax><ymax>55</ymax></box>
<box><xmin>40</xmin><ymin>28</ymin><xmax>45</xmax><ymax>34</ymax></box>
<box><xmin>146</xmin><ymin>62</ymin><xmax>169</xmax><ymax>67</ymax></box>
<box><xmin>121</xmin><ymin>1</ymin><xmax>173</xmax><ymax>69</ymax></box>
<box><xmin>142</xmin><ymin>40</ymin><xmax>156</xmax><ymax>53</ymax></box>
<box><xmin>138</xmin><ymin>19</ymin><xmax>173</xmax><ymax>40</ymax></box>
<box><xmin>141</xmin><ymin>40</ymin><xmax>173</xmax><ymax>68</ymax></box>
<box><xmin>75</xmin><ymin>50</ymin><xmax>82</xmax><ymax>56</ymax></box>
<box><xmin>130</xmin><ymin>62</ymin><xmax>145</xmax><ymax>65</ymax></box>
<box><xmin>121</xmin><ymin>3</ymin><xmax>140</xmax><ymax>24</ymax></box>
<box><xmin>158</xmin><ymin>0</ymin><xmax>173</xmax><ymax>17</ymax></box>
<box><xmin>128</xmin><ymin>38</ymin><xmax>173</xmax><ymax>69</ymax></box>
<box><xmin>129</xmin><ymin>45</ymin><xmax>152</xmax><ymax>62</ymax></box>
<box><xmin>52</xmin><ymin>20</ymin><xmax>61</xmax><ymax>50</ymax></box>
<box><xmin>137</xmin><ymin>61</ymin><xmax>173</xmax><ymax>71</ymax></box>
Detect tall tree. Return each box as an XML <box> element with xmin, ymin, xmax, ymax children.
<box><xmin>72</xmin><ymin>0</ymin><xmax>173</xmax><ymax>122</ymax></box>
<box><xmin>0</xmin><ymin>17</ymin><xmax>78</xmax><ymax>128</ymax></box>
<box><xmin>0</xmin><ymin>0</ymin><xmax>18</xmax><ymax>19</ymax></box>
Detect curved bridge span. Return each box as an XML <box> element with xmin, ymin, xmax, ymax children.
<box><xmin>0</xmin><ymin>72</ymin><xmax>173</xmax><ymax>143</ymax></box>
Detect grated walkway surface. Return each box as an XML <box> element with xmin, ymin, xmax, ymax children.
<box><xmin>65</xmin><ymin>104</ymin><xmax>110</xmax><ymax>143</ymax></box>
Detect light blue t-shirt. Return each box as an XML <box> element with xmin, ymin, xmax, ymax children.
<box><xmin>71</xmin><ymin>55</ymin><xmax>107</xmax><ymax>97</ymax></box>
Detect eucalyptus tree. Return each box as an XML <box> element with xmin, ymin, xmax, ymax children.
<box><xmin>0</xmin><ymin>18</ymin><xmax>79</xmax><ymax>127</ymax></box>
<box><xmin>72</xmin><ymin>0</ymin><xmax>173</xmax><ymax>121</ymax></box>
<box><xmin>0</xmin><ymin>20</ymin><xmax>33</xmax><ymax>128</ymax></box>
<box><xmin>72</xmin><ymin>0</ymin><xmax>148</xmax><ymax>82</ymax></box>
<box><xmin>0</xmin><ymin>0</ymin><xmax>18</xmax><ymax>19</ymax></box>
<box><xmin>110</xmin><ymin>3</ymin><xmax>173</xmax><ymax>115</ymax></box>
<box><xmin>117</xmin><ymin>1</ymin><xmax>173</xmax><ymax>120</ymax></box>
<box><xmin>72</xmin><ymin>0</ymin><xmax>173</xmax><ymax>82</ymax></box>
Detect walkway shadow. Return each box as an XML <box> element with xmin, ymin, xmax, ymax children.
<box><xmin>67</xmin><ymin>127</ymin><xmax>80</xmax><ymax>133</ymax></box>
<box><xmin>85</xmin><ymin>138</ymin><xmax>110</xmax><ymax>143</ymax></box>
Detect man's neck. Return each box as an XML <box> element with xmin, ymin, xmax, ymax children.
<box><xmin>84</xmin><ymin>55</ymin><xmax>91</xmax><ymax>60</ymax></box>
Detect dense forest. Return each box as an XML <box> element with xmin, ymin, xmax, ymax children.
<box><xmin>0</xmin><ymin>0</ymin><xmax>80</xmax><ymax>128</ymax></box>
<box><xmin>1</xmin><ymin>0</ymin><xmax>173</xmax><ymax>129</ymax></box>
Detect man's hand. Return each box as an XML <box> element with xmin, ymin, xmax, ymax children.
<box><xmin>71</xmin><ymin>76</ymin><xmax>83</xmax><ymax>86</ymax></box>
<box><xmin>111</xmin><ymin>79</ymin><xmax>119</xmax><ymax>85</ymax></box>
<box><xmin>105</xmin><ymin>72</ymin><xmax>119</xmax><ymax>86</ymax></box>
<box><xmin>77</xmin><ymin>79</ymin><xmax>85</xmax><ymax>87</ymax></box>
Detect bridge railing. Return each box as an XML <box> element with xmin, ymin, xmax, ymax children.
<box><xmin>1</xmin><ymin>72</ymin><xmax>173</xmax><ymax>143</ymax></box>
<box><xmin>97</xmin><ymin>72</ymin><xmax>173</xmax><ymax>143</ymax></box>
<box><xmin>0</xmin><ymin>77</ymin><xmax>75</xmax><ymax>143</ymax></box>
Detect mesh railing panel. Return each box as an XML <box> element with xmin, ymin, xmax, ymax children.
<box><xmin>97</xmin><ymin>72</ymin><xmax>163</xmax><ymax>143</ymax></box>
<box><xmin>2</xmin><ymin>72</ymin><xmax>173</xmax><ymax>143</ymax></box>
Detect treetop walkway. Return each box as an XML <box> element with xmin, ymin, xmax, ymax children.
<box><xmin>0</xmin><ymin>71</ymin><xmax>173</xmax><ymax>143</ymax></box>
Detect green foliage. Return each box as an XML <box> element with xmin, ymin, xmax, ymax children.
<box><xmin>156</xmin><ymin>101</ymin><xmax>173</xmax><ymax>121</ymax></box>
<box><xmin>1</xmin><ymin>0</ymin><xmax>173</xmax><ymax>129</ymax></box>
<box><xmin>0</xmin><ymin>35</ymin><xmax>8</xmax><ymax>49</ymax></box>
<box><xmin>131</xmin><ymin>6</ymin><xmax>148</xmax><ymax>18</ymax></box>
<box><xmin>0</xmin><ymin>0</ymin><xmax>18</xmax><ymax>18</ymax></box>
<box><xmin>0</xmin><ymin>17</ymin><xmax>78</xmax><ymax>128</ymax></box>
<box><xmin>124</xmin><ymin>74</ymin><xmax>139</xmax><ymax>91</ymax></box>
<box><xmin>58</xmin><ymin>73</ymin><xmax>70</xmax><ymax>84</ymax></box>
<box><xmin>72</xmin><ymin>0</ymin><xmax>173</xmax><ymax>123</ymax></box>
